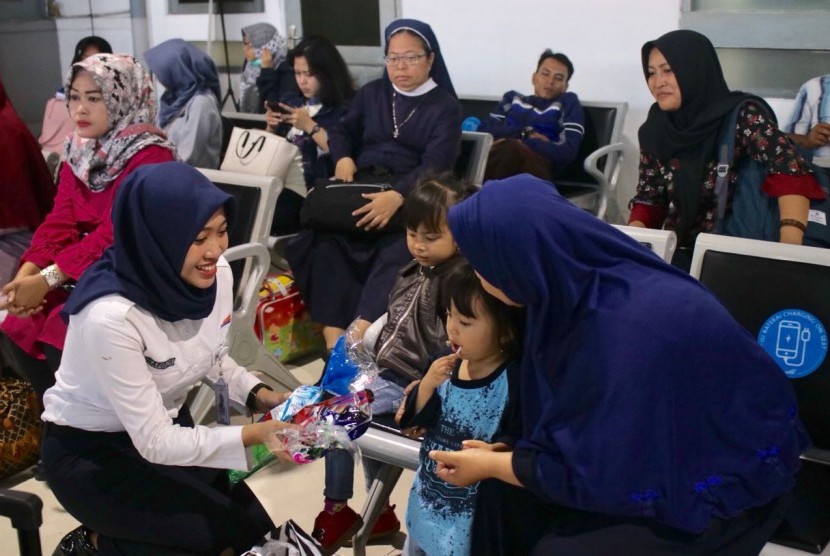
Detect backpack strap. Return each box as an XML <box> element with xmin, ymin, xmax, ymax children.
<box><xmin>713</xmin><ymin>104</ymin><xmax>742</xmax><ymax>233</ymax></box>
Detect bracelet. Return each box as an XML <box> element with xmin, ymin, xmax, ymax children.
<box><xmin>308</xmin><ymin>124</ymin><xmax>322</xmax><ymax>137</ymax></box>
<box><xmin>779</xmin><ymin>218</ymin><xmax>806</xmax><ymax>233</ymax></box>
<box><xmin>246</xmin><ymin>383</ymin><xmax>274</xmax><ymax>411</ymax></box>
<box><xmin>39</xmin><ymin>264</ymin><xmax>63</xmax><ymax>290</ymax></box>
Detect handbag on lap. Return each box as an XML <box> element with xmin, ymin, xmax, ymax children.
<box><xmin>300</xmin><ymin>177</ymin><xmax>405</xmax><ymax>235</ymax></box>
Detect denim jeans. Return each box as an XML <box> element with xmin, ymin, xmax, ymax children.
<box><xmin>323</xmin><ymin>375</ymin><xmax>406</xmax><ymax>500</ymax></box>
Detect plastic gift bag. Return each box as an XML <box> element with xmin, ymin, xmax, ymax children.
<box><xmin>265</xmin><ymin>389</ymin><xmax>374</xmax><ymax>464</ymax></box>
<box><xmin>254</xmin><ymin>273</ymin><xmax>324</xmax><ymax>363</ymax></box>
<box><xmin>320</xmin><ymin>320</ymin><xmax>380</xmax><ymax>395</ymax></box>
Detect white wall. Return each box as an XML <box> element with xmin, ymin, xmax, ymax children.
<box><xmin>145</xmin><ymin>0</ymin><xmax>287</xmax><ymax>47</ymax></box>
<box><xmin>55</xmin><ymin>0</ymin><xmax>134</xmax><ymax>72</ymax></box>
<box><xmin>400</xmin><ymin>0</ymin><xmax>680</xmax><ymax>220</ymax></box>
<box><xmin>136</xmin><ymin>0</ymin><xmax>796</xmax><ymax>221</ymax></box>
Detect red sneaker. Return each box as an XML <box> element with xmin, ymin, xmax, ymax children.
<box><xmin>343</xmin><ymin>504</ymin><xmax>401</xmax><ymax>546</ymax></box>
<box><xmin>311</xmin><ymin>505</ymin><xmax>363</xmax><ymax>552</ymax></box>
<box><xmin>369</xmin><ymin>504</ymin><xmax>401</xmax><ymax>540</ymax></box>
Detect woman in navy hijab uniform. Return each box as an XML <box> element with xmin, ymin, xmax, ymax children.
<box><xmin>41</xmin><ymin>162</ymin><xmax>295</xmax><ymax>554</ymax></box>
<box><xmin>432</xmin><ymin>174</ymin><xmax>808</xmax><ymax>554</ymax></box>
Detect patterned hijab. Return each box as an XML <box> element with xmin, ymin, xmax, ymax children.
<box><xmin>63</xmin><ymin>162</ymin><xmax>236</xmax><ymax>322</ymax></box>
<box><xmin>64</xmin><ymin>53</ymin><xmax>174</xmax><ymax>192</ymax></box>
<box><xmin>239</xmin><ymin>23</ymin><xmax>288</xmax><ymax>112</ymax></box>
<box><xmin>144</xmin><ymin>39</ymin><xmax>221</xmax><ymax>129</ymax></box>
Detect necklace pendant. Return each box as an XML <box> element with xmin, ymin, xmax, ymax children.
<box><xmin>393</xmin><ymin>128</ymin><xmax>399</xmax><ymax>139</ymax></box>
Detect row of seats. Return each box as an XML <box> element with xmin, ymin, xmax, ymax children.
<box><xmin>221</xmin><ymin>97</ymin><xmax>630</xmax><ymax>221</ymax></box>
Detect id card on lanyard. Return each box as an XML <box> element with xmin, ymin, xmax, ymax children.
<box><xmin>213</xmin><ymin>342</ymin><xmax>230</xmax><ymax>425</ymax></box>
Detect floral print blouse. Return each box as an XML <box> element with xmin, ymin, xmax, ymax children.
<box><xmin>630</xmin><ymin>101</ymin><xmax>821</xmax><ymax>245</ymax></box>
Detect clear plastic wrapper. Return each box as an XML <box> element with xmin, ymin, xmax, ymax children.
<box><xmin>264</xmin><ymin>389</ymin><xmax>374</xmax><ymax>464</ymax></box>
<box><xmin>321</xmin><ymin>320</ymin><xmax>380</xmax><ymax>395</ymax></box>
<box><xmin>264</xmin><ymin>384</ymin><xmax>323</xmax><ymax>422</ymax></box>
<box><xmin>266</xmin><ymin>421</ymin><xmax>356</xmax><ymax>465</ymax></box>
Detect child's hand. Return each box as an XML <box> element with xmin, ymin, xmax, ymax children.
<box><xmin>396</xmin><ymin>380</ymin><xmax>426</xmax><ymax>438</ymax></box>
<box><xmin>423</xmin><ymin>353</ymin><xmax>458</xmax><ymax>387</ymax></box>
<box><xmin>462</xmin><ymin>439</ymin><xmax>512</xmax><ymax>452</ymax></box>
<box><xmin>394</xmin><ymin>380</ymin><xmax>419</xmax><ymax>425</ymax></box>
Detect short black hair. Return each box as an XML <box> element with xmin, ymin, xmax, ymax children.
<box><xmin>441</xmin><ymin>263</ymin><xmax>524</xmax><ymax>359</ymax></box>
<box><xmin>536</xmin><ymin>49</ymin><xmax>574</xmax><ymax>82</ymax></box>
<box><xmin>286</xmin><ymin>35</ymin><xmax>355</xmax><ymax>107</ymax></box>
<box><xmin>72</xmin><ymin>36</ymin><xmax>113</xmax><ymax>65</ymax></box>
<box><xmin>402</xmin><ymin>173</ymin><xmax>477</xmax><ymax>233</ymax></box>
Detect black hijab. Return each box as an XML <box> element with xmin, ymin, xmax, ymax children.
<box><xmin>638</xmin><ymin>30</ymin><xmax>759</xmax><ymax>241</ymax></box>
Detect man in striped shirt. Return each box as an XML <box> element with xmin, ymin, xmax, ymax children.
<box><xmin>479</xmin><ymin>49</ymin><xmax>585</xmax><ymax>180</ymax></box>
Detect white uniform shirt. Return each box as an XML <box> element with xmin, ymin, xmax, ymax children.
<box><xmin>42</xmin><ymin>259</ymin><xmax>260</xmax><ymax>470</ymax></box>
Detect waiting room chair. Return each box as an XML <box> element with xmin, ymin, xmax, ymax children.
<box><xmin>453</xmin><ymin>131</ymin><xmax>493</xmax><ymax>186</ymax></box>
<box><xmin>553</xmin><ymin>101</ymin><xmax>628</xmax><ymax>220</ymax></box>
<box><xmin>0</xmin><ymin>489</ymin><xmax>43</xmax><ymax>556</ymax></box>
<box><xmin>612</xmin><ymin>225</ymin><xmax>678</xmax><ymax>263</ymax></box>
<box><xmin>690</xmin><ymin>233</ymin><xmax>830</xmax><ymax>554</ymax></box>
<box><xmin>459</xmin><ymin>97</ymin><xmax>629</xmax><ymax>220</ymax></box>
<box><xmin>189</xmin><ymin>170</ymin><xmax>301</xmax><ymax>425</ymax></box>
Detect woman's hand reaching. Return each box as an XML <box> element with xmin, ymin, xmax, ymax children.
<box><xmin>334</xmin><ymin>157</ymin><xmax>357</xmax><ymax>182</ymax></box>
<box><xmin>255</xmin><ymin>388</ymin><xmax>292</xmax><ymax>413</ymax></box>
<box><xmin>430</xmin><ymin>448</ymin><xmax>520</xmax><ymax>488</ymax></box>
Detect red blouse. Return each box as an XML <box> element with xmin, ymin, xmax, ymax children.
<box><xmin>1</xmin><ymin>145</ymin><xmax>175</xmax><ymax>357</ymax></box>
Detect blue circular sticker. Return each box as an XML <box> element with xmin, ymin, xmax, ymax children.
<box><xmin>758</xmin><ymin>309</ymin><xmax>828</xmax><ymax>379</ymax></box>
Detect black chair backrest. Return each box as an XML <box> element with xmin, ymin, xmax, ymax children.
<box><xmin>453</xmin><ymin>138</ymin><xmax>476</xmax><ymax>180</ymax></box>
<box><xmin>459</xmin><ymin>97</ymin><xmax>498</xmax><ymax>123</ymax></box>
<box><xmin>211</xmin><ymin>181</ymin><xmax>261</xmax><ymax>294</ymax></box>
<box><xmin>458</xmin><ymin>97</ymin><xmax>617</xmax><ymax>187</ymax></box>
<box><xmin>553</xmin><ymin>105</ymin><xmax>617</xmax><ymax>183</ymax></box>
<box><xmin>697</xmin><ymin>250</ymin><xmax>830</xmax><ymax>449</ymax></box>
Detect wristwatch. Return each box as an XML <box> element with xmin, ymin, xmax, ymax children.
<box><xmin>521</xmin><ymin>126</ymin><xmax>535</xmax><ymax>140</ymax></box>
<box><xmin>308</xmin><ymin>124</ymin><xmax>322</xmax><ymax>137</ymax></box>
<box><xmin>39</xmin><ymin>264</ymin><xmax>63</xmax><ymax>290</ymax></box>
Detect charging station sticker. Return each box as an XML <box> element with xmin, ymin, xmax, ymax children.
<box><xmin>758</xmin><ymin>309</ymin><xmax>828</xmax><ymax>379</ymax></box>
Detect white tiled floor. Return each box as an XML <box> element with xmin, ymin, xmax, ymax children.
<box><xmin>0</xmin><ymin>356</ymin><xmax>826</xmax><ymax>555</ymax></box>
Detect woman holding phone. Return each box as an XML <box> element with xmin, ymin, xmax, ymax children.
<box><xmin>263</xmin><ymin>35</ymin><xmax>355</xmax><ymax>234</ymax></box>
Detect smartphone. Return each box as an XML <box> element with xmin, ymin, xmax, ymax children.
<box><xmin>266</xmin><ymin>101</ymin><xmax>290</xmax><ymax>114</ymax></box>
<box><xmin>775</xmin><ymin>320</ymin><xmax>801</xmax><ymax>359</ymax></box>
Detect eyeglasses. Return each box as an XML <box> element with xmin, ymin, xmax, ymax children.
<box><xmin>384</xmin><ymin>53</ymin><xmax>427</xmax><ymax>67</ymax></box>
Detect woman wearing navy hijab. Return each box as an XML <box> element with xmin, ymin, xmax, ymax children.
<box><xmin>41</xmin><ymin>162</ymin><xmax>295</xmax><ymax>554</ymax></box>
<box><xmin>144</xmin><ymin>39</ymin><xmax>223</xmax><ymax>168</ymax></box>
<box><xmin>433</xmin><ymin>174</ymin><xmax>808</xmax><ymax>553</ymax></box>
